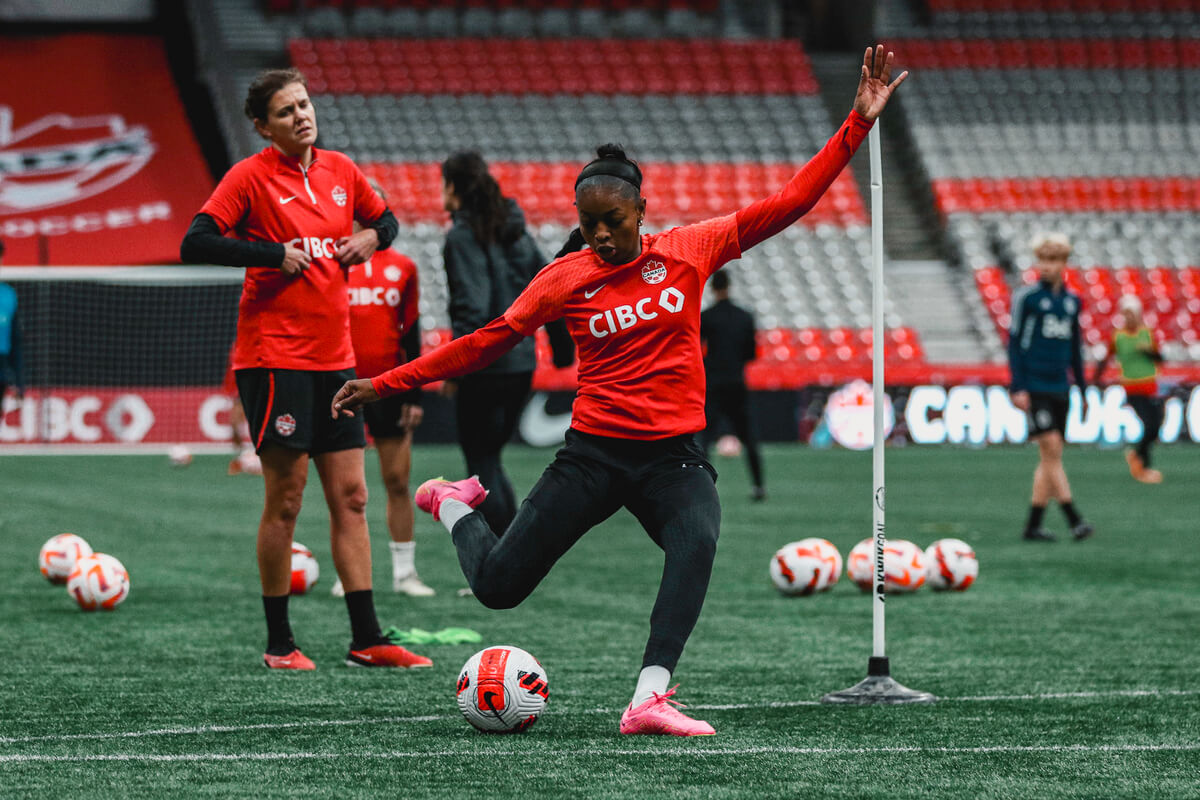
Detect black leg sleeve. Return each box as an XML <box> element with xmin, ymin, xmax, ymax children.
<box><xmin>628</xmin><ymin>465</ymin><xmax>722</xmax><ymax>673</ymax></box>
<box><xmin>451</xmin><ymin>444</ymin><xmax>620</xmax><ymax>610</ymax></box>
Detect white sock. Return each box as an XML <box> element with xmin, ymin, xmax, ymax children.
<box><xmin>632</xmin><ymin>665</ymin><xmax>671</xmax><ymax>707</ymax></box>
<box><xmin>390</xmin><ymin>540</ymin><xmax>415</xmax><ymax>579</ymax></box>
<box><xmin>438</xmin><ymin>498</ymin><xmax>473</xmax><ymax>532</ymax></box>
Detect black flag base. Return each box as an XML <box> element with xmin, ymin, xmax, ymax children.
<box><xmin>820</xmin><ymin>657</ymin><xmax>938</xmax><ymax>705</ymax></box>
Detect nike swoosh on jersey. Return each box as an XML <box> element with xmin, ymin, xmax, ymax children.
<box><xmin>583</xmin><ymin>284</ymin><xmax>606</xmax><ymax>299</ymax></box>
<box><xmin>279</xmin><ymin>195</ymin><xmax>297</xmax><ymax>204</ymax></box>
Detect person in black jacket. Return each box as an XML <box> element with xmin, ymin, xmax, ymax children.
<box><xmin>440</xmin><ymin>151</ymin><xmax>572</xmax><ymax>531</ymax></box>
<box><xmin>700</xmin><ymin>270</ymin><xmax>765</xmax><ymax>500</ymax></box>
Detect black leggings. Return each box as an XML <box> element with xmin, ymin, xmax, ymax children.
<box><xmin>450</xmin><ymin>429</ymin><xmax>721</xmax><ymax>673</ymax></box>
<box><xmin>1127</xmin><ymin>394</ymin><xmax>1164</xmax><ymax>467</ymax></box>
<box><xmin>455</xmin><ymin>372</ymin><xmax>532</xmax><ymax>533</ymax></box>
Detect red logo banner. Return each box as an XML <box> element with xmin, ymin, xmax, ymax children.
<box><xmin>0</xmin><ymin>35</ymin><xmax>214</xmax><ymax>265</ymax></box>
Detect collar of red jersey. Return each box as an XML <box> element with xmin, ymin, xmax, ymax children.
<box><xmin>265</xmin><ymin>145</ymin><xmax>323</xmax><ymax>173</ymax></box>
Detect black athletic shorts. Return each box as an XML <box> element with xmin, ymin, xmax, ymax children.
<box><xmin>363</xmin><ymin>393</ymin><xmax>415</xmax><ymax>440</ymax></box>
<box><xmin>1028</xmin><ymin>391</ymin><xmax>1069</xmax><ymax>437</ymax></box>
<box><xmin>235</xmin><ymin>367</ymin><xmax>365</xmax><ymax>455</ymax></box>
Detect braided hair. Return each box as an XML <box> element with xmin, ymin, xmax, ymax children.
<box><xmin>441</xmin><ymin>151</ymin><xmax>510</xmax><ymax>245</ymax></box>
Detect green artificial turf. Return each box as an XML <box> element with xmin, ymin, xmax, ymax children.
<box><xmin>1</xmin><ymin>444</ymin><xmax>1197</xmax><ymax>798</ymax></box>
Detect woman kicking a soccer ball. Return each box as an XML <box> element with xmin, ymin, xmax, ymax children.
<box><xmin>333</xmin><ymin>47</ymin><xmax>907</xmax><ymax>735</ymax></box>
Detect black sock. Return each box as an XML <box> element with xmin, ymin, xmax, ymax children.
<box><xmin>1138</xmin><ymin>445</ymin><xmax>1152</xmax><ymax>468</ymax></box>
<box><xmin>1025</xmin><ymin>505</ymin><xmax>1046</xmax><ymax>533</ymax></box>
<box><xmin>345</xmin><ymin>589</ymin><xmax>383</xmax><ymax>649</ymax></box>
<box><xmin>1060</xmin><ymin>501</ymin><xmax>1082</xmax><ymax>527</ymax></box>
<box><xmin>262</xmin><ymin>594</ymin><xmax>295</xmax><ymax>655</ymax></box>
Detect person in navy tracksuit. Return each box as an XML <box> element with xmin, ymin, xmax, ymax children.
<box><xmin>1008</xmin><ymin>232</ymin><xmax>1094</xmax><ymax>543</ymax></box>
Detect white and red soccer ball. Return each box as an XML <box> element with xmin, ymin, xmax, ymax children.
<box><xmin>846</xmin><ymin>538</ymin><xmax>927</xmax><ymax>593</ymax></box>
<box><xmin>456</xmin><ymin>645</ymin><xmax>549</xmax><ymax>733</ymax></box>
<box><xmin>39</xmin><ymin>533</ymin><xmax>93</xmax><ymax>584</ymax></box>
<box><xmin>66</xmin><ymin>553</ymin><xmax>130</xmax><ymax>611</ymax></box>
<box><xmin>769</xmin><ymin>538</ymin><xmax>842</xmax><ymax>595</ymax></box>
<box><xmin>924</xmin><ymin>538</ymin><xmax>979</xmax><ymax>591</ymax></box>
<box><xmin>290</xmin><ymin>542</ymin><xmax>320</xmax><ymax>594</ymax></box>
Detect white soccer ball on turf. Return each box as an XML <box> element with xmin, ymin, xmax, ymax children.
<box><xmin>39</xmin><ymin>533</ymin><xmax>93</xmax><ymax>584</ymax></box>
<box><xmin>924</xmin><ymin>538</ymin><xmax>978</xmax><ymax>591</ymax></box>
<box><xmin>770</xmin><ymin>538</ymin><xmax>842</xmax><ymax>595</ymax></box>
<box><xmin>795</xmin><ymin>537</ymin><xmax>842</xmax><ymax>590</ymax></box>
<box><xmin>846</xmin><ymin>538</ymin><xmax>927</xmax><ymax>593</ymax></box>
<box><xmin>290</xmin><ymin>542</ymin><xmax>319</xmax><ymax>594</ymax></box>
<box><xmin>167</xmin><ymin>444</ymin><xmax>193</xmax><ymax>467</ymax></box>
<box><xmin>66</xmin><ymin>553</ymin><xmax>130</xmax><ymax>611</ymax></box>
<box><xmin>456</xmin><ymin>645</ymin><xmax>549</xmax><ymax>733</ymax></box>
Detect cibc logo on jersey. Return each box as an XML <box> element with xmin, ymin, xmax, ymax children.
<box><xmin>286</xmin><ymin>236</ymin><xmax>338</xmax><ymax>259</ymax></box>
<box><xmin>588</xmin><ymin>286</ymin><xmax>685</xmax><ymax>338</ymax></box>
<box><xmin>348</xmin><ymin>286</ymin><xmax>402</xmax><ymax>307</ymax></box>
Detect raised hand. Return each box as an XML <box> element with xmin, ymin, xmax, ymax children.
<box><xmin>331</xmin><ymin>378</ymin><xmax>380</xmax><ymax>418</ymax></box>
<box><xmin>853</xmin><ymin>45</ymin><xmax>908</xmax><ymax>121</ymax></box>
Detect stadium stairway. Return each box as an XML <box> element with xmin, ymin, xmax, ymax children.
<box><xmin>809</xmin><ymin>52</ymin><xmax>945</xmax><ymax>263</ymax></box>
<box><xmin>809</xmin><ymin>52</ymin><xmax>999</xmax><ymax>363</ymax></box>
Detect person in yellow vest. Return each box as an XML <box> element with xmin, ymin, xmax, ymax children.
<box><xmin>1093</xmin><ymin>294</ymin><xmax>1164</xmax><ymax>484</ymax></box>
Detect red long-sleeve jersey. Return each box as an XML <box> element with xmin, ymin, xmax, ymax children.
<box><xmin>372</xmin><ymin>111</ymin><xmax>873</xmax><ymax>439</ymax></box>
<box><xmin>347</xmin><ymin>248</ymin><xmax>420</xmax><ymax>377</ymax></box>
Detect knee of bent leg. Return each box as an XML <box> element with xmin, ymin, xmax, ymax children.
<box><xmin>470</xmin><ymin>581</ymin><xmax>522</xmax><ymax>611</ymax></box>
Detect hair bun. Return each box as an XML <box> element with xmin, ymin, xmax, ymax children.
<box><xmin>595</xmin><ymin>143</ymin><xmax>627</xmax><ymax>160</ymax></box>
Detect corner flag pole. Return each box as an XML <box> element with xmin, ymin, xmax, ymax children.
<box><xmin>821</xmin><ymin>123</ymin><xmax>935</xmax><ymax>705</ymax></box>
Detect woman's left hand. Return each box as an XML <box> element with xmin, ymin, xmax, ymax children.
<box><xmin>334</xmin><ymin>228</ymin><xmax>380</xmax><ymax>266</ymax></box>
<box><xmin>852</xmin><ymin>45</ymin><xmax>908</xmax><ymax>121</ymax></box>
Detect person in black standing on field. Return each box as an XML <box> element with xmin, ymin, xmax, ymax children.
<box><xmin>440</xmin><ymin>151</ymin><xmax>572</xmax><ymax>532</ymax></box>
<box><xmin>700</xmin><ymin>270</ymin><xmax>765</xmax><ymax>501</ymax></box>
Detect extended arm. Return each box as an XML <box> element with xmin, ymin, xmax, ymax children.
<box><xmin>734</xmin><ymin>112</ymin><xmax>873</xmax><ymax>251</ymax></box>
<box><xmin>332</xmin><ymin>317</ymin><xmax>524</xmax><ymax>416</ymax></box>
<box><xmin>734</xmin><ymin>46</ymin><xmax>905</xmax><ymax>251</ymax></box>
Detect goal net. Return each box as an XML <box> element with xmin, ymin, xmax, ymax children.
<box><xmin>0</xmin><ymin>266</ymin><xmax>243</xmax><ymax>452</ymax></box>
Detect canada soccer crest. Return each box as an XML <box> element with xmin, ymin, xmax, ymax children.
<box><xmin>331</xmin><ymin>185</ymin><xmax>347</xmax><ymax>206</ymax></box>
<box><xmin>641</xmin><ymin>260</ymin><xmax>666</xmax><ymax>284</ymax></box>
<box><xmin>0</xmin><ymin>106</ymin><xmax>156</xmax><ymax>214</ymax></box>
<box><xmin>275</xmin><ymin>414</ymin><xmax>297</xmax><ymax>437</ymax></box>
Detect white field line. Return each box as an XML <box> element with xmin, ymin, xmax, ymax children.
<box><xmin>0</xmin><ymin>688</ymin><xmax>1196</xmax><ymax>747</ymax></box>
<box><xmin>2</xmin><ymin>743</ymin><xmax>1200</xmax><ymax>764</ymax></box>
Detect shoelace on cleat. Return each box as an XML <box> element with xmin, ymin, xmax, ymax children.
<box><xmin>648</xmin><ymin>685</ymin><xmax>687</xmax><ymax>710</ymax></box>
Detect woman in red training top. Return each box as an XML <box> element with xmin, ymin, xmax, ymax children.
<box><xmin>334</xmin><ymin>47</ymin><xmax>907</xmax><ymax>735</ymax></box>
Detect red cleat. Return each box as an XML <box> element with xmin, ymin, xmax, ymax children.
<box><xmin>414</xmin><ymin>476</ymin><xmax>488</xmax><ymax>522</ymax></box>
<box><xmin>263</xmin><ymin>649</ymin><xmax>316</xmax><ymax>670</ymax></box>
<box><xmin>346</xmin><ymin>643</ymin><xmax>432</xmax><ymax>669</ymax></box>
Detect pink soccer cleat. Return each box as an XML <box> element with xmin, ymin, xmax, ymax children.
<box><xmin>414</xmin><ymin>476</ymin><xmax>488</xmax><ymax>522</ymax></box>
<box><xmin>619</xmin><ymin>686</ymin><xmax>715</xmax><ymax>736</ymax></box>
